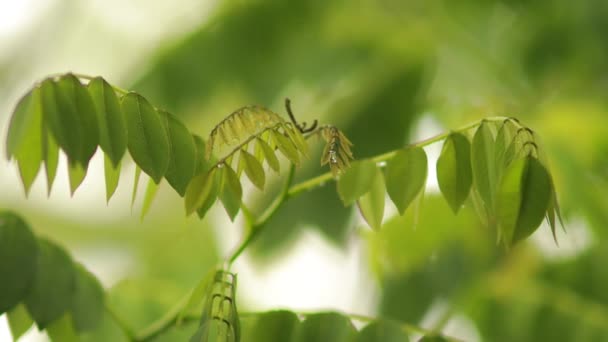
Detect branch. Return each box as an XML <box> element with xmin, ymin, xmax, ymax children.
<box><xmin>227</xmin><ymin>163</ymin><xmax>296</xmax><ymax>264</ymax></box>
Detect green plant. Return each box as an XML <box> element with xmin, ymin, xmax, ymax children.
<box><xmin>1</xmin><ymin>73</ymin><xmax>562</xmax><ymax>341</ymax></box>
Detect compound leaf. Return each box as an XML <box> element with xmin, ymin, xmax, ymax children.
<box><xmin>337</xmin><ymin>159</ymin><xmax>377</xmax><ymax>205</ymax></box>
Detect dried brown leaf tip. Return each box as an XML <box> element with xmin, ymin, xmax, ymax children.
<box><xmin>320</xmin><ymin>125</ymin><xmax>354</xmax><ymax>176</ymax></box>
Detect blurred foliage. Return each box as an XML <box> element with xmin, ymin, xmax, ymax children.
<box><xmin>2</xmin><ymin>0</ymin><xmax>608</xmax><ymax>341</ymax></box>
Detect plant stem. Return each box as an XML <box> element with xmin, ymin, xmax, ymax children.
<box><xmin>227</xmin><ymin>163</ymin><xmax>296</xmax><ymax>264</ymax></box>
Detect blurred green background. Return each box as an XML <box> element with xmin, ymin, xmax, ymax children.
<box><xmin>1</xmin><ymin>0</ymin><xmax>608</xmax><ymax>341</ymax></box>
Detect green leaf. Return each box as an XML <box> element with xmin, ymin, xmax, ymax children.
<box><xmin>194</xmin><ymin>135</ymin><xmax>212</xmax><ymax>175</ymax></box>
<box><xmin>185</xmin><ymin>168</ymin><xmax>218</xmax><ymax>215</ymax></box>
<box><xmin>141</xmin><ymin>178</ymin><xmax>160</xmax><ymax>220</ymax></box>
<box><xmin>25</xmin><ymin>238</ymin><xmax>76</xmax><ymax>329</ymax></box>
<box><xmin>357</xmin><ymin>321</ymin><xmax>409</xmax><ymax>342</ymax></box>
<box><xmin>0</xmin><ymin>212</ymin><xmax>38</xmax><ymax>313</ymax></box>
<box><xmin>243</xmin><ymin>310</ymin><xmax>300</xmax><ymax>342</ymax></box>
<box><xmin>256</xmin><ymin>137</ymin><xmax>280</xmax><ymax>173</ymax></box>
<box><xmin>177</xmin><ymin>269</ymin><xmax>216</xmax><ymax>324</ymax></box>
<box><xmin>121</xmin><ymin>92</ymin><xmax>170</xmax><ymax>183</ymax></box>
<box><xmin>471</xmin><ymin>121</ymin><xmax>497</xmax><ymax>213</ymax></box>
<box><xmin>197</xmin><ymin>171</ymin><xmax>221</xmax><ymax>220</ymax></box>
<box><xmin>271</xmin><ymin>130</ymin><xmax>300</xmax><ymax>165</ymax></box>
<box><xmin>46</xmin><ymin>313</ymin><xmax>79</xmax><ymax>342</ymax></box>
<box><xmin>436</xmin><ymin>133</ymin><xmax>472</xmax><ymax>213</ymax></box>
<box><xmin>7</xmin><ymin>304</ymin><xmax>33</xmax><ymax>341</ymax></box>
<box><xmin>40</xmin><ymin>78</ymin><xmax>79</xmax><ymax>164</ymax></box>
<box><xmin>337</xmin><ymin>159</ymin><xmax>377</xmax><ymax>205</ymax></box>
<box><xmin>284</xmin><ymin>124</ymin><xmax>309</xmax><ymax>158</ymax></box>
<box><xmin>55</xmin><ymin>74</ymin><xmax>99</xmax><ymax>166</ymax></box>
<box><xmin>70</xmin><ymin>264</ymin><xmax>105</xmax><ymax>332</ymax></box>
<box><xmin>357</xmin><ymin>167</ymin><xmax>386</xmax><ymax>230</ymax></box>
<box><xmin>494</xmin><ymin>119</ymin><xmax>518</xmax><ymax>171</ymax></box>
<box><xmin>131</xmin><ymin>166</ymin><xmax>142</xmax><ymax>208</ymax></box>
<box><xmin>219</xmin><ymin>166</ymin><xmax>243</xmax><ymax>221</ymax></box>
<box><xmin>42</xmin><ymin>123</ymin><xmax>59</xmax><ymax>196</ymax></box>
<box><xmin>68</xmin><ymin>162</ymin><xmax>87</xmax><ymax>195</ymax></box>
<box><xmin>240</xmin><ymin>149</ymin><xmax>265</xmax><ymax>190</ymax></box>
<box><xmin>294</xmin><ymin>312</ymin><xmax>356</xmax><ymax>342</ymax></box>
<box><xmin>160</xmin><ymin>110</ymin><xmax>197</xmax><ymax>196</ymax></box>
<box><xmin>87</xmin><ymin>77</ymin><xmax>127</xmax><ymax>167</ymax></box>
<box><xmin>496</xmin><ymin>156</ymin><xmax>552</xmax><ymax>245</ymax></box>
<box><xmin>385</xmin><ymin>147</ymin><xmax>428</xmax><ymax>215</ymax></box>
<box><xmin>104</xmin><ymin>155</ymin><xmax>121</xmax><ymax>203</ymax></box>
<box><xmin>6</xmin><ymin>87</ymin><xmax>43</xmax><ymax>195</ymax></box>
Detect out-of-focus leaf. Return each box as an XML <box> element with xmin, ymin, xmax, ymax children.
<box><xmin>70</xmin><ymin>264</ymin><xmax>105</xmax><ymax>332</ymax></box>
<box><xmin>46</xmin><ymin>313</ymin><xmax>79</xmax><ymax>342</ymax></box>
<box><xmin>271</xmin><ymin>130</ymin><xmax>300</xmax><ymax>165</ymax></box>
<box><xmin>131</xmin><ymin>166</ymin><xmax>142</xmax><ymax>208</ymax></box>
<box><xmin>240</xmin><ymin>149</ymin><xmax>265</xmax><ymax>190</ymax></box>
<box><xmin>87</xmin><ymin>77</ymin><xmax>127</xmax><ymax>167</ymax></box>
<box><xmin>141</xmin><ymin>178</ymin><xmax>160</xmax><ymax>220</ymax></box>
<box><xmin>357</xmin><ymin>167</ymin><xmax>386</xmax><ymax>230</ymax></box>
<box><xmin>68</xmin><ymin>162</ymin><xmax>87</xmax><ymax>195</ymax></box>
<box><xmin>190</xmin><ymin>321</ymin><xmax>236</xmax><ymax>342</ymax></box>
<box><xmin>496</xmin><ymin>156</ymin><xmax>552</xmax><ymax>245</ymax></box>
<box><xmin>356</xmin><ymin>320</ymin><xmax>409</xmax><ymax>342</ymax></box>
<box><xmin>0</xmin><ymin>211</ymin><xmax>38</xmax><ymax>314</ymax></box>
<box><xmin>104</xmin><ymin>155</ymin><xmax>121</xmax><ymax>203</ymax></box>
<box><xmin>385</xmin><ymin>147</ymin><xmax>428</xmax><ymax>215</ymax></box>
<box><xmin>55</xmin><ymin>74</ymin><xmax>99</xmax><ymax>166</ymax></box>
<box><xmin>437</xmin><ymin>133</ymin><xmax>472</xmax><ymax>213</ymax></box>
<box><xmin>6</xmin><ymin>87</ymin><xmax>43</xmax><ymax>195</ymax></box>
<box><xmin>471</xmin><ymin>121</ymin><xmax>497</xmax><ymax>213</ymax></box>
<box><xmin>494</xmin><ymin>120</ymin><xmax>518</xmax><ymax>171</ymax></box>
<box><xmin>256</xmin><ymin>137</ymin><xmax>279</xmax><ymax>173</ymax></box>
<box><xmin>193</xmin><ymin>135</ymin><xmax>211</xmax><ymax>175</ymax></box>
<box><xmin>25</xmin><ymin>238</ymin><xmax>75</xmax><ymax>329</ymax></box>
<box><xmin>294</xmin><ymin>312</ymin><xmax>356</xmax><ymax>342</ymax></box>
<box><xmin>160</xmin><ymin>110</ymin><xmax>197</xmax><ymax>196</ymax></box>
<box><xmin>337</xmin><ymin>159</ymin><xmax>377</xmax><ymax>205</ymax></box>
<box><xmin>121</xmin><ymin>92</ymin><xmax>170</xmax><ymax>183</ymax></box>
<box><xmin>219</xmin><ymin>166</ymin><xmax>242</xmax><ymax>221</ymax></box>
<box><xmin>7</xmin><ymin>304</ymin><xmax>33</xmax><ymax>341</ymax></box>
<box><xmin>241</xmin><ymin>310</ymin><xmax>300</xmax><ymax>342</ymax></box>
<box><xmin>418</xmin><ymin>335</ymin><xmax>448</xmax><ymax>341</ymax></box>
<box><xmin>42</xmin><ymin>123</ymin><xmax>59</xmax><ymax>196</ymax></box>
<box><xmin>185</xmin><ymin>168</ymin><xmax>217</xmax><ymax>216</ymax></box>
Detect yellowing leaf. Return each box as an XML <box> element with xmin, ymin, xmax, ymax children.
<box><xmin>68</xmin><ymin>162</ymin><xmax>87</xmax><ymax>196</ymax></box>
<box><xmin>7</xmin><ymin>305</ymin><xmax>33</xmax><ymax>341</ymax></box>
<box><xmin>185</xmin><ymin>168</ymin><xmax>218</xmax><ymax>215</ymax></box>
<box><xmin>240</xmin><ymin>149</ymin><xmax>265</xmax><ymax>190</ymax></box>
<box><xmin>256</xmin><ymin>137</ymin><xmax>280</xmax><ymax>173</ymax></box>
<box><xmin>271</xmin><ymin>130</ymin><xmax>300</xmax><ymax>165</ymax></box>
<box><xmin>220</xmin><ymin>166</ymin><xmax>243</xmax><ymax>221</ymax></box>
<box><xmin>385</xmin><ymin>147</ymin><xmax>428</xmax><ymax>215</ymax></box>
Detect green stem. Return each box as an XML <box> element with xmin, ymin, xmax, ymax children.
<box><xmin>227</xmin><ymin>163</ymin><xmax>296</xmax><ymax>264</ymax></box>
<box><xmin>289</xmin><ymin>117</ymin><xmax>507</xmax><ymax>197</ymax></box>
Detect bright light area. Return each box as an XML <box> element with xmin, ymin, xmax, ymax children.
<box><xmin>0</xmin><ymin>0</ymin><xmax>48</xmax><ymax>36</ymax></box>
<box><xmin>532</xmin><ymin>217</ymin><xmax>593</xmax><ymax>261</ymax></box>
<box><xmin>234</xmin><ymin>229</ymin><xmax>379</xmax><ymax>316</ymax></box>
<box><xmin>412</xmin><ymin>115</ymin><xmax>445</xmax><ymax>193</ymax></box>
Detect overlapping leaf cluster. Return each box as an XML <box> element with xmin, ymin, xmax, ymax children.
<box><xmin>185</xmin><ymin>106</ymin><xmax>311</xmax><ymax>221</ymax></box>
<box><xmin>6</xmin><ymin>74</ymin><xmax>343</xmax><ymax>222</ymax></box>
<box><xmin>0</xmin><ymin>211</ymin><xmax>104</xmax><ymax>340</ymax></box>
<box><xmin>337</xmin><ymin>118</ymin><xmax>561</xmax><ymax>247</ymax></box>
